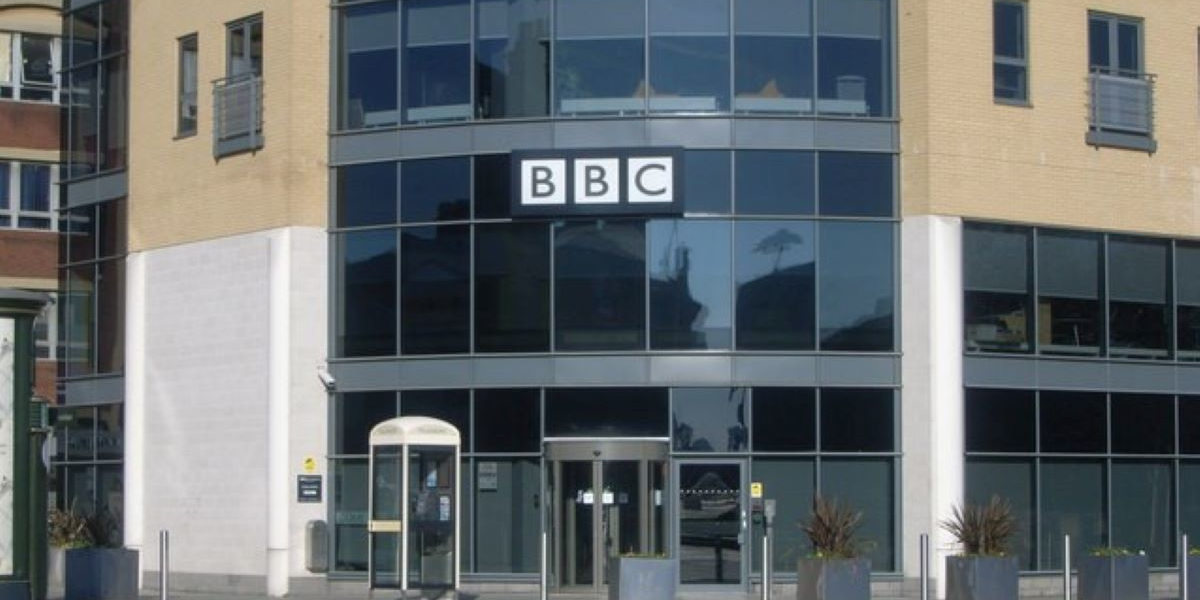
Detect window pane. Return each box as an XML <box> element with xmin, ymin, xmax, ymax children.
<box><xmin>683</xmin><ymin>151</ymin><xmax>731</xmax><ymax>214</ymax></box>
<box><xmin>0</xmin><ymin>162</ymin><xmax>8</xmax><ymax>209</ymax></box>
<box><xmin>65</xmin><ymin>265</ymin><xmax>94</xmax><ymax>376</ymax></box>
<box><xmin>67</xmin><ymin>66</ymin><xmax>98</xmax><ymax>177</ymax></box>
<box><xmin>21</xmin><ymin>34</ymin><xmax>54</xmax><ymax>87</ymax></box>
<box><xmin>475</xmin><ymin>0</ymin><xmax>549</xmax><ymax>119</ymax></box>
<box><xmin>545</xmin><ymin>388</ymin><xmax>668</xmax><ymax>437</ymax></box>
<box><xmin>338</xmin><ymin>162</ymin><xmax>398</xmax><ymax>228</ymax></box>
<box><xmin>554</xmin><ymin>220</ymin><xmax>645</xmax><ymax>351</ymax></box>
<box><xmin>816</xmin><ymin>0</ymin><xmax>890</xmax><ymax>117</ymax></box>
<box><xmin>1039</xmin><ymin>460</ymin><xmax>1105</xmax><ymax>570</ymax></box>
<box><xmin>101</xmin><ymin>0</ymin><xmax>128</xmax><ymax>56</ymax></box>
<box><xmin>672</xmin><ymin>387</ymin><xmax>747</xmax><ymax>452</ymax></box>
<box><xmin>401</xmin><ymin>157</ymin><xmax>470</xmax><ymax>223</ymax></box>
<box><xmin>474</xmin><ymin>154</ymin><xmax>511</xmax><ymax>219</ymax></box>
<box><xmin>994</xmin><ymin>63</ymin><xmax>1026</xmax><ymax>102</ymax></box>
<box><xmin>1111</xmin><ymin>461</ymin><xmax>1173</xmax><ymax>567</ymax></box>
<box><xmin>751</xmin><ymin>387</ymin><xmax>815</xmax><ymax>452</ymax></box>
<box><xmin>821</xmin><ymin>458</ymin><xmax>894</xmax><ymax>571</ymax></box>
<box><xmin>734</xmin><ymin>220</ymin><xmax>814</xmax><ymax>350</ymax></box>
<box><xmin>819</xmin><ymin>152</ymin><xmax>892</xmax><ymax>217</ymax></box>
<box><xmin>1182</xmin><ymin>396</ymin><xmax>1200</xmax><ymax>455</ymax></box>
<box><xmin>342</xmin><ymin>1</ymin><xmax>398</xmax><ymax>129</ymax></box>
<box><xmin>1179</xmin><ymin>243</ymin><xmax>1200</xmax><ymax>358</ymax></box>
<box><xmin>475</xmin><ymin>222</ymin><xmax>550</xmax><ymax>353</ymax></box>
<box><xmin>1088</xmin><ymin>17</ymin><xmax>1109</xmax><ymax>70</ymax></box>
<box><xmin>339</xmin><ymin>230</ymin><xmax>397</xmax><ymax>357</ymax></box>
<box><xmin>475</xmin><ymin>458</ymin><xmax>540</xmax><ymax>572</ymax></box>
<box><xmin>401</xmin><ymin>225</ymin><xmax>469</xmax><ymax>354</ymax></box>
<box><xmin>649</xmin><ymin>220</ymin><xmax>731</xmax><ymax>350</ymax></box>
<box><xmin>336</xmin><ymin>392</ymin><xmax>397</xmax><ymax>455</ymax></box>
<box><xmin>474</xmin><ymin>388</ymin><xmax>540</xmax><ymax>453</ymax></box>
<box><xmin>735</xmin><ymin>151</ymin><xmax>814</xmax><ymax>215</ymax></box>
<box><xmin>1111</xmin><ymin>394</ymin><xmax>1173</xmax><ymax>454</ymax></box>
<box><xmin>1116</xmin><ymin>21</ymin><xmax>1139</xmax><ymax>73</ymax></box>
<box><xmin>993</xmin><ymin>2</ymin><xmax>1024</xmax><ymax>59</ymax></box>
<box><xmin>403</xmin><ymin>0</ymin><xmax>470</xmax><ymax>124</ymax></box>
<box><xmin>99</xmin><ymin>56</ymin><xmax>127</xmax><ymax>172</ymax></box>
<box><xmin>1108</xmin><ymin>237</ymin><xmax>1168</xmax><ymax>357</ymax></box>
<box><xmin>965</xmin><ymin>388</ymin><xmax>1035</xmax><ymax>453</ymax></box>
<box><xmin>820</xmin><ymin>388</ymin><xmax>893</xmax><ymax>452</ymax></box>
<box><xmin>69</xmin><ymin>5</ymin><xmax>99</xmax><ymax>66</ymax></box>
<box><xmin>734</xmin><ymin>0</ymin><xmax>811</xmax><ymax>114</ymax></box>
<box><xmin>97</xmin><ymin>199</ymin><xmax>125</xmax><ymax>258</ymax></box>
<box><xmin>966</xmin><ymin>459</ymin><xmax>1035</xmax><ymax>570</ymax></box>
<box><xmin>54</xmin><ymin>406</ymin><xmax>95</xmax><ymax>462</ymax></box>
<box><xmin>1039</xmin><ymin>391</ymin><xmax>1105</xmax><ymax>453</ymax></box>
<box><xmin>1037</xmin><ymin>230</ymin><xmax>1101</xmax><ymax>356</ymax></box>
<box><xmin>555</xmin><ymin>0</ymin><xmax>645</xmax><ymax>116</ymax></box>
<box><xmin>648</xmin><ymin>0</ymin><xmax>729</xmax><ymax>113</ymax></box>
<box><xmin>964</xmin><ymin>224</ymin><xmax>1031</xmax><ymax>352</ymax></box>
<box><xmin>96</xmin><ymin>259</ymin><xmax>123</xmax><ymax>373</ymax></box>
<box><xmin>94</xmin><ymin>403</ymin><xmax>122</xmax><ymax>460</ymax></box>
<box><xmin>178</xmin><ymin>35</ymin><xmax>198</xmax><ymax>134</ymax></box>
<box><xmin>819</xmin><ymin>221</ymin><xmax>893</xmax><ymax>351</ymax></box>
<box><xmin>1182</xmin><ymin>462</ymin><xmax>1200</xmax><ymax>550</ymax></box>
<box><xmin>401</xmin><ymin>389</ymin><xmax>470</xmax><ymax>441</ymax></box>
<box><xmin>751</xmin><ymin>458</ymin><xmax>813</xmax><ymax>572</ymax></box>
<box><xmin>19</xmin><ymin>163</ymin><xmax>50</xmax><ymax>212</ymax></box>
<box><xmin>334</xmin><ymin>458</ymin><xmax>369</xmax><ymax>571</ymax></box>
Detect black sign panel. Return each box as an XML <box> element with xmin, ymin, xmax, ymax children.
<box><xmin>297</xmin><ymin>475</ymin><xmax>322</xmax><ymax>503</ymax></box>
<box><xmin>510</xmin><ymin>147</ymin><xmax>685</xmax><ymax>217</ymax></box>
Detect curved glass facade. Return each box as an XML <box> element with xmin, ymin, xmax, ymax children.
<box><xmin>336</xmin><ymin>0</ymin><xmax>892</xmax><ymax>128</ymax></box>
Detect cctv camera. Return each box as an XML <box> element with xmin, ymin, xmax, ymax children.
<box><xmin>316</xmin><ymin>366</ymin><xmax>336</xmax><ymax>391</ymax></box>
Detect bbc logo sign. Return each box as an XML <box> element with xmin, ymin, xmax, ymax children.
<box><xmin>511</xmin><ymin>148</ymin><xmax>684</xmax><ymax>217</ymax></box>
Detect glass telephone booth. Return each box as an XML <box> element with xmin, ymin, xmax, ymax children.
<box><xmin>368</xmin><ymin>417</ymin><xmax>461</xmax><ymax>592</ymax></box>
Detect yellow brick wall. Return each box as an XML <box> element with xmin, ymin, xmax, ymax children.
<box><xmin>900</xmin><ymin>0</ymin><xmax>1200</xmax><ymax>239</ymax></box>
<box><xmin>128</xmin><ymin>0</ymin><xmax>328</xmax><ymax>252</ymax></box>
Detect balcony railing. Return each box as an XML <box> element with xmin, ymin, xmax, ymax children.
<box><xmin>212</xmin><ymin>73</ymin><xmax>263</xmax><ymax>157</ymax></box>
<box><xmin>1087</xmin><ymin>68</ymin><xmax>1155</xmax><ymax>152</ymax></box>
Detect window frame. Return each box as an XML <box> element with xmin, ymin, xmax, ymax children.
<box><xmin>1088</xmin><ymin>11</ymin><xmax>1144</xmax><ymax>77</ymax></box>
<box><xmin>992</xmin><ymin>0</ymin><xmax>1029</xmax><ymax>104</ymax></box>
<box><xmin>225</xmin><ymin>14</ymin><xmax>263</xmax><ymax>78</ymax></box>
<box><xmin>0</xmin><ymin>31</ymin><xmax>63</xmax><ymax>103</ymax></box>
<box><xmin>176</xmin><ymin>33</ymin><xmax>198</xmax><ymax>137</ymax></box>
<box><xmin>0</xmin><ymin>160</ymin><xmax>58</xmax><ymax>231</ymax></box>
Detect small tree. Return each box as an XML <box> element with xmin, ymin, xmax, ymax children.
<box><xmin>941</xmin><ymin>495</ymin><xmax>1016</xmax><ymax>556</ymax></box>
<box><xmin>802</xmin><ymin>495</ymin><xmax>865</xmax><ymax>559</ymax></box>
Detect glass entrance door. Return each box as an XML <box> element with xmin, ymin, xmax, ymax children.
<box><xmin>546</xmin><ymin>440</ymin><xmax>669</xmax><ymax>590</ymax></box>
<box><xmin>676</xmin><ymin>460</ymin><xmax>747</xmax><ymax>589</ymax></box>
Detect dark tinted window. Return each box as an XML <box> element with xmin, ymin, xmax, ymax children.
<box><xmin>474</xmin><ymin>388</ymin><xmax>541</xmax><ymax>453</ymax></box>
<box><xmin>1108</xmin><ymin>236</ymin><xmax>1168</xmax><ymax>358</ymax></box>
<box><xmin>545</xmin><ymin>388</ymin><xmax>668</xmax><ymax>437</ymax></box>
<box><xmin>97</xmin><ymin>200</ymin><xmax>126</xmax><ymax>258</ymax></box>
<box><xmin>966</xmin><ymin>388</ymin><xmax>1035</xmax><ymax>453</ymax></box>
<box><xmin>819</xmin><ymin>221</ymin><xmax>893</xmax><ymax>351</ymax></box>
<box><xmin>734</xmin><ymin>0</ymin><xmax>812</xmax><ymax>114</ymax></box>
<box><xmin>1183</xmin><ymin>396</ymin><xmax>1200</xmax><ymax>454</ymax></box>
<box><xmin>475</xmin><ymin>0</ymin><xmax>549</xmax><ymax>119</ymax></box>
<box><xmin>964</xmin><ymin>224</ymin><xmax>1031</xmax><ymax>353</ymax></box>
<box><xmin>68</xmin><ymin>205</ymin><xmax>96</xmax><ymax>263</ymax></box>
<box><xmin>474</xmin><ymin>154</ymin><xmax>511</xmax><ymax>219</ymax></box>
<box><xmin>554</xmin><ymin>220</ymin><xmax>645</xmax><ymax>350</ymax></box>
<box><xmin>401</xmin><ymin>225</ymin><xmax>469</xmax><ymax>354</ymax></box>
<box><xmin>735</xmin><ymin>151</ymin><xmax>814</xmax><ymax>215</ymax></box>
<box><xmin>1037</xmin><ymin>230</ymin><xmax>1102</xmax><ymax>356</ymax></box>
<box><xmin>649</xmin><ymin>220</ymin><xmax>731</xmax><ymax>350</ymax></box>
<box><xmin>403</xmin><ymin>0</ymin><xmax>471</xmax><ymax>123</ymax></box>
<box><xmin>340</xmin><ymin>230</ymin><xmax>397</xmax><ymax>357</ymax></box>
<box><xmin>339</xmin><ymin>162</ymin><xmax>397</xmax><ymax>227</ymax></box>
<box><xmin>1039</xmin><ymin>391</ymin><xmax>1106</xmax><ymax>453</ymax></box>
<box><xmin>475</xmin><ymin>222</ymin><xmax>550</xmax><ymax>352</ymax></box>
<box><xmin>820</xmin><ymin>388</ymin><xmax>893</xmax><ymax>452</ymax></box>
<box><xmin>966</xmin><ymin>459</ymin><xmax>1035</xmax><ymax>569</ymax></box>
<box><xmin>96</xmin><ymin>260</ymin><xmax>124</xmax><ymax>373</ymax></box>
<box><xmin>337</xmin><ymin>392</ymin><xmax>397</xmax><ymax>455</ymax></box>
<box><xmin>554</xmin><ymin>0</ymin><xmax>645</xmax><ymax>116</ymax></box>
<box><xmin>735</xmin><ymin>220</ymin><xmax>815</xmax><ymax>350</ymax></box>
<box><xmin>401</xmin><ymin>158</ymin><xmax>470</xmax><ymax>223</ymax></box>
<box><xmin>672</xmin><ymin>388</ymin><xmax>747</xmax><ymax>452</ymax></box>
<box><xmin>648</xmin><ymin>0</ymin><xmax>730</xmax><ymax>113</ymax></box>
<box><xmin>818</xmin><ymin>152</ymin><xmax>892</xmax><ymax>217</ymax></box>
<box><xmin>751</xmin><ymin>387</ymin><xmax>815</xmax><ymax>451</ymax></box>
<box><xmin>1111</xmin><ymin>394</ymin><xmax>1173</xmax><ymax>454</ymax></box>
<box><xmin>1111</xmin><ymin>460</ymin><xmax>1174</xmax><ymax>567</ymax></box>
<box><xmin>402</xmin><ymin>389</ymin><xmax>471</xmax><ymax>442</ymax></box>
<box><xmin>340</xmin><ymin>2</ymin><xmax>399</xmax><ymax>129</ymax></box>
<box><xmin>684</xmin><ymin>151</ymin><xmax>731</xmax><ymax>214</ymax></box>
<box><xmin>816</xmin><ymin>0</ymin><xmax>890</xmax><ymax>118</ymax></box>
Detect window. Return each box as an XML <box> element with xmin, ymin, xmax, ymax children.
<box><xmin>993</xmin><ymin>1</ymin><xmax>1027</xmax><ymax>102</ymax></box>
<box><xmin>177</xmin><ymin>34</ymin><xmax>197</xmax><ymax>136</ymax></box>
<box><xmin>227</xmin><ymin>15</ymin><xmax>262</xmax><ymax>77</ymax></box>
<box><xmin>0</xmin><ymin>161</ymin><xmax>57</xmax><ymax>230</ymax></box>
<box><xmin>1089</xmin><ymin>13</ymin><xmax>1141</xmax><ymax>76</ymax></box>
<box><xmin>0</xmin><ymin>32</ymin><xmax>61</xmax><ymax>102</ymax></box>
<box><xmin>403</xmin><ymin>0</ymin><xmax>470</xmax><ymax>123</ymax></box>
<box><xmin>34</xmin><ymin>295</ymin><xmax>57</xmax><ymax>360</ymax></box>
<box><xmin>1087</xmin><ymin>12</ymin><xmax>1153</xmax><ymax>149</ymax></box>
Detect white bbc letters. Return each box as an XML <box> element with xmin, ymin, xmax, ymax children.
<box><xmin>627</xmin><ymin>157</ymin><xmax>672</xmax><ymax>203</ymax></box>
<box><xmin>521</xmin><ymin>159</ymin><xmax>566</xmax><ymax>205</ymax></box>
<box><xmin>573</xmin><ymin>158</ymin><xmax>620</xmax><ymax>204</ymax></box>
<box><xmin>519</xmin><ymin>155</ymin><xmax>674</xmax><ymax>208</ymax></box>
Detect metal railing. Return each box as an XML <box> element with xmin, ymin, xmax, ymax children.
<box><xmin>212</xmin><ymin>73</ymin><xmax>263</xmax><ymax>157</ymax></box>
<box><xmin>1088</xmin><ymin>68</ymin><xmax>1155</xmax><ymax>136</ymax></box>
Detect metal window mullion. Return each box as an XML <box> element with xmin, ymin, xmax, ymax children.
<box><xmin>644</xmin><ymin>219</ymin><xmax>651</xmax><ymax>350</ymax></box>
<box><xmin>643</xmin><ymin>0</ymin><xmax>651</xmax><ymax>114</ymax></box>
<box><xmin>468</xmin><ymin>0</ymin><xmax>476</xmax><ymax>118</ymax></box>
<box><xmin>1032</xmin><ymin>228</ymin><xmax>1040</xmax><ymax>354</ymax></box>
<box><xmin>1102</xmin><ymin>234</ymin><xmax>1110</xmax><ymax>356</ymax></box>
<box><xmin>396</xmin><ymin>226</ymin><xmax>403</xmax><ymax>355</ymax></box>
<box><xmin>549</xmin><ymin>221</ymin><xmax>556</xmax><ymax>352</ymax></box>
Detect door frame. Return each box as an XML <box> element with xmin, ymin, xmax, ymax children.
<box><xmin>673</xmin><ymin>457</ymin><xmax>750</xmax><ymax>593</ymax></box>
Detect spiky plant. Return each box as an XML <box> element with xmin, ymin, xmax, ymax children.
<box><xmin>802</xmin><ymin>495</ymin><xmax>864</xmax><ymax>559</ymax></box>
<box><xmin>941</xmin><ymin>495</ymin><xmax>1016</xmax><ymax>556</ymax></box>
<box><xmin>48</xmin><ymin>507</ymin><xmax>93</xmax><ymax>549</ymax></box>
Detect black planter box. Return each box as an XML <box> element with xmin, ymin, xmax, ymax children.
<box><xmin>1078</xmin><ymin>555</ymin><xmax>1148</xmax><ymax>600</ymax></box>
<box><xmin>796</xmin><ymin>558</ymin><xmax>871</xmax><ymax>600</ymax></box>
<box><xmin>946</xmin><ymin>556</ymin><xmax>1018</xmax><ymax>600</ymax></box>
<box><xmin>65</xmin><ymin>548</ymin><xmax>139</xmax><ymax>600</ymax></box>
<box><xmin>609</xmin><ymin>557</ymin><xmax>677</xmax><ymax>600</ymax></box>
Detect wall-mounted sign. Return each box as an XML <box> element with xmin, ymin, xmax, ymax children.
<box><xmin>511</xmin><ymin>148</ymin><xmax>684</xmax><ymax>217</ymax></box>
<box><xmin>477</xmin><ymin>462</ymin><xmax>498</xmax><ymax>491</ymax></box>
<box><xmin>297</xmin><ymin>475</ymin><xmax>322</xmax><ymax>503</ymax></box>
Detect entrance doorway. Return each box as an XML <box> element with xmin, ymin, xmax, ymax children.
<box><xmin>546</xmin><ymin>440</ymin><xmax>669</xmax><ymax>590</ymax></box>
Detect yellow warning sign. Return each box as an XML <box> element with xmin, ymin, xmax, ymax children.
<box><xmin>303</xmin><ymin>456</ymin><xmax>317</xmax><ymax>474</ymax></box>
<box><xmin>750</xmin><ymin>481</ymin><xmax>764</xmax><ymax>499</ymax></box>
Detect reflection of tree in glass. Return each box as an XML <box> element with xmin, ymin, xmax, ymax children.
<box><xmin>754</xmin><ymin>228</ymin><xmax>804</xmax><ymax>271</ymax></box>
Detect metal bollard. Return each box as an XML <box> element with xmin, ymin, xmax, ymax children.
<box><xmin>762</xmin><ymin>534</ymin><xmax>770</xmax><ymax>600</ymax></box>
<box><xmin>540</xmin><ymin>531</ymin><xmax>548</xmax><ymax>600</ymax></box>
<box><xmin>1183</xmin><ymin>533</ymin><xmax>1190</xmax><ymax>600</ymax></box>
<box><xmin>159</xmin><ymin>529</ymin><xmax>169</xmax><ymax>600</ymax></box>
<box><xmin>1063</xmin><ymin>535</ymin><xmax>1072</xmax><ymax>600</ymax></box>
<box><xmin>920</xmin><ymin>534</ymin><xmax>929</xmax><ymax>600</ymax></box>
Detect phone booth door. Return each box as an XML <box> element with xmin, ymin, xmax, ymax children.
<box><xmin>369</xmin><ymin>444</ymin><xmax>403</xmax><ymax>588</ymax></box>
<box><xmin>406</xmin><ymin>445</ymin><xmax>456</xmax><ymax>588</ymax></box>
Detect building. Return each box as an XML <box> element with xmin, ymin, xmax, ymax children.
<box><xmin>49</xmin><ymin>0</ymin><xmax>1200</xmax><ymax>596</ymax></box>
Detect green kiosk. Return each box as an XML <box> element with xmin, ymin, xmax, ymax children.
<box><xmin>368</xmin><ymin>416</ymin><xmax>461</xmax><ymax>594</ymax></box>
<box><xmin>0</xmin><ymin>290</ymin><xmax>50</xmax><ymax>600</ymax></box>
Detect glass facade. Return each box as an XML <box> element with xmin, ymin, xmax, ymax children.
<box><xmin>335</xmin><ymin>0</ymin><xmax>891</xmax><ymax>127</ymax></box>
<box><xmin>63</xmin><ymin>0</ymin><xmax>128</xmax><ymax>179</ymax></box>
<box><xmin>49</xmin><ymin>404</ymin><xmax>124</xmax><ymax>543</ymax></box>
<box><xmin>59</xmin><ymin>200</ymin><xmax>126</xmax><ymax>377</ymax></box>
